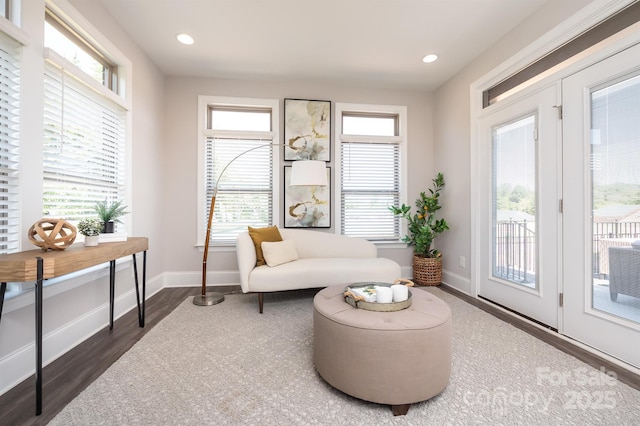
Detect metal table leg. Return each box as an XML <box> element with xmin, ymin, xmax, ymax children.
<box><xmin>132</xmin><ymin>251</ymin><xmax>146</xmax><ymax>328</ymax></box>
<box><xmin>0</xmin><ymin>282</ymin><xmax>6</xmax><ymax>325</ymax></box>
<box><xmin>35</xmin><ymin>257</ymin><xmax>43</xmax><ymax>416</ymax></box>
<box><xmin>143</xmin><ymin>250</ymin><xmax>146</xmax><ymax>327</ymax></box>
<box><xmin>109</xmin><ymin>260</ymin><xmax>115</xmax><ymax>330</ymax></box>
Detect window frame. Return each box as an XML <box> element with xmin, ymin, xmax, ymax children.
<box><xmin>41</xmin><ymin>0</ymin><xmax>132</xmax><ymax>233</ymax></box>
<box><xmin>197</xmin><ymin>96</ymin><xmax>281</xmax><ymax>249</ymax></box>
<box><xmin>334</xmin><ymin>103</ymin><xmax>408</xmax><ymax>244</ymax></box>
<box><xmin>5</xmin><ymin>0</ymin><xmax>132</xmax><ymax>302</ymax></box>
<box><xmin>0</xmin><ymin>0</ymin><xmax>21</xmax><ymax>24</ymax></box>
<box><xmin>45</xmin><ymin>7</ymin><xmax>118</xmax><ymax>91</ymax></box>
<box><xmin>0</xmin><ymin>18</ymin><xmax>24</xmax><ymax>299</ymax></box>
<box><xmin>45</xmin><ymin>0</ymin><xmax>131</xmax><ymax>105</ymax></box>
<box><xmin>42</xmin><ymin>56</ymin><xmax>128</xmax><ymax>225</ymax></box>
<box><xmin>0</xmin><ymin>30</ymin><xmax>21</xmax><ymax>256</ymax></box>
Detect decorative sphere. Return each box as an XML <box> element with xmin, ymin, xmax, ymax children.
<box><xmin>28</xmin><ymin>218</ymin><xmax>77</xmax><ymax>251</ymax></box>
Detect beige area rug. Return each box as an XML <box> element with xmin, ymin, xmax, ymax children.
<box><xmin>49</xmin><ymin>287</ymin><xmax>640</xmax><ymax>425</ymax></box>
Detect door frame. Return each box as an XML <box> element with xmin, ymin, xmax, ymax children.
<box><xmin>470</xmin><ymin>1</ymin><xmax>640</xmax><ymax>370</ymax></box>
<box><xmin>472</xmin><ymin>8</ymin><xmax>640</xmax><ymax>298</ymax></box>
<box><xmin>475</xmin><ymin>82</ymin><xmax>561</xmax><ymax>329</ymax></box>
<box><xmin>562</xmin><ymin>45</ymin><xmax>640</xmax><ymax>368</ymax></box>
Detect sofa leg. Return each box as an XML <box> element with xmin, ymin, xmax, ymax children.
<box><xmin>258</xmin><ymin>293</ymin><xmax>264</xmax><ymax>314</ymax></box>
<box><xmin>391</xmin><ymin>404</ymin><xmax>410</xmax><ymax>416</ymax></box>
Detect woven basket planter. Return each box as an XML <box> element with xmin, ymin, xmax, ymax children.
<box><xmin>413</xmin><ymin>255</ymin><xmax>442</xmax><ymax>286</ymax></box>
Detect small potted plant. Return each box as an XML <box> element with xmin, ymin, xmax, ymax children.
<box><xmin>390</xmin><ymin>172</ymin><xmax>449</xmax><ymax>286</ymax></box>
<box><xmin>77</xmin><ymin>218</ymin><xmax>104</xmax><ymax>246</ymax></box>
<box><xmin>94</xmin><ymin>199</ymin><xmax>129</xmax><ymax>233</ymax></box>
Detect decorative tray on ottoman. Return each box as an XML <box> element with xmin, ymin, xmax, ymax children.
<box><xmin>343</xmin><ymin>281</ymin><xmax>413</xmax><ymax>312</ymax></box>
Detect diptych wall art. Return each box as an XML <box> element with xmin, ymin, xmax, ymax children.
<box><xmin>284</xmin><ymin>98</ymin><xmax>331</xmax><ymax>161</ymax></box>
<box><xmin>284</xmin><ymin>166</ymin><xmax>331</xmax><ymax>228</ymax></box>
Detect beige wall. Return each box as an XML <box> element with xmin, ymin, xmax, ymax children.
<box><xmin>433</xmin><ymin>0</ymin><xmax>593</xmax><ymax>293</ymax></box>
<box><xmin>162</xmin><ymin>76</ymin><xmax>435</xmax><ymax>277</ymax></box>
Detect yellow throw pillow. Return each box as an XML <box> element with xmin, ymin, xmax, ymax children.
<box><xmin>248</xmin><ymin>226</ymin><xmax>283</xmax><ymax>266</ymax></box>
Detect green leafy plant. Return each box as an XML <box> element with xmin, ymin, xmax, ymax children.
<box><xmin>390</xmin><ymin>172</ymin><xmax>449</xmax><ymax>258</ymax></box>
<box><xmin>77</xmin><ymin>218</ymin><xmax>104</xmax><ymax>237</ymax></box>
<box><xmin>94</xmin><ymin>199</ymin><xmax>129</xmax><ymax>224</ymax></box>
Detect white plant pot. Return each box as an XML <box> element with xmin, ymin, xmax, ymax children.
<box><xmin>84</xmin><ymin>235</ymin><xmax>99</xmax><ymax>247</ymax></box>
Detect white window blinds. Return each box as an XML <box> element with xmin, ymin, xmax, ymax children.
<box><xmin>0</xmin><ymin>33</ymin><xmax>20</xmax><ymax>254</ymax></box>
<box><xmin>341</xmin><ymin>141</ymin><xmax>400</xmax><ymax>240</ymax></box>
<box><xmin>43</xmin><ymin>61</ymin><xmax>126</xmax><ymax>221</ymax></box>
<box><xmin>206</xmin><ymin>137</ymin><xmax>274</xmax><ymax>244</ymax></box>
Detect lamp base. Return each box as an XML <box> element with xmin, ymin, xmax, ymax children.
<box><xmin>192</xmin><ymin>292</ymin><xmax>225</xmax><ymax>306</ymax></box>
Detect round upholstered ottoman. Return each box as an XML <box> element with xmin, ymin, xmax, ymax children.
<box><xmin>313</xmin><ymin>285</ymin><xmax>452</xmax><ymax>416</ymax></box>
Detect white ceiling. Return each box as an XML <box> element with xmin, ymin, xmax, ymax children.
<box><xmin>97</xmin><ymin>0</ymin><xmax>551</xmax><ymax>91</ymax></box>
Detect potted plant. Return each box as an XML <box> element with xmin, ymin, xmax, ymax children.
<box><xmin>77</xmin><ymin>218</ymin><xmax>103</xmax><ymax>246</ymax></box>
<box><xmin>390</xmin><ymin>172</ymin><xmax>449</xmax><ymax>286</ymax></box>
<box><xmin>94</xmin><ymin>199</ymin><xmax>129</xmax><ymax>233</ymax></box>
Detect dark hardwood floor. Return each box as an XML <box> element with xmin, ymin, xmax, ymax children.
<box><xmin>0</xmin><ymin>287</ymin><xmax>208</xmax><ymax>426</ymax></box>
<box><xmin>1</xmin><ymin>284</ymin><xmax>638</xmax><ymax>425</ymax></box>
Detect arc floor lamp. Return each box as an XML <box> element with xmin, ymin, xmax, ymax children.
<box><xmin>194</xmin><ymin>144</ymin><xmax>328</xmax><ymax>306</ymax></box>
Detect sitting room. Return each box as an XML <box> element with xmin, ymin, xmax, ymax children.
<box><xmin>1</xmin><ymin>0</ymin><xmax>640</xmax><ymax>424</ymax></box>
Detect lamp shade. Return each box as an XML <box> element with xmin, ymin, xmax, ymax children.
<box><xmin>290</xmin><ymin>160</ymin><xmax>327</xmax><ymax>186</ymax></box>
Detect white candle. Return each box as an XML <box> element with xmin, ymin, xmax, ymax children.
<box><xmin>376</xmin><ymin>286</ymin><xmax>393</xmax><ymax>303</ymax></box>
<box><xmin>391</xmin><ymin>284</ymin><xmax>409</xmax><ymax>302</ymax></box>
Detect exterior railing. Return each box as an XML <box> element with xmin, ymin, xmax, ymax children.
<box><xmin>593</xmin><ymin>221</ymin><xmax>640</xmax><ymax>276</ymax></box>
<box><xmin>496</xmin><ymin>220</ymin><xmax>640</xmax><ymax>280</ymax></box>
<box><xmin>494</xmin><ymin>219</ymin><xmax>536</xmax><ymax>283</ymax></box>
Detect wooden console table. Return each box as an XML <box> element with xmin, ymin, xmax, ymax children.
<box><xmin>0</xmin><ymin>237</ymin><xmax>148</xmax><ymax>416</ymax></box>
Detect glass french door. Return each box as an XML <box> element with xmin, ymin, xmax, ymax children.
<box><xmin>477</xmin><ymin>84</ymin><xmax>560</xmax><ymax>328</ymax></box>
<box><xmin>563</xmin><ymin>42</ymin><xmax>640</xmax><ymax>368</ymax></box>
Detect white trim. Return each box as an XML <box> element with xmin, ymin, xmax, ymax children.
<box><xmin>442</xmin><ymin>269</ymin><xmax>473</xmax><ymax>296</ymax></box>
<box><xmin>339</xmin><ymin>134</ymin><xmax>403</xmax><ymax>144</ymax></box>
<box><xmin>163</xmin><ymin>270</ymin><xmax>240</xmax><ymax>288</ymax></box>
<box><xmin>472</xmin><ymin>0</ymin><xmax>637</xmax><ymax>99</ymax></box>
<box><xmin>196</xmin><ymin>95</ymin><xmax>281</xmax><ymax>248</ymax></box>
<box><xmin>0</xmin><ymin>15</ymin><xmax>29</xmax><ymax>45</ymax></box>
<box><xmin>44</xmin><ymin>48</ymin><xmax>131</xmax><ymax>111</ymax></box>
<box><xmin>374</xmin><ymin>241</ymin><xmax>407</xmax><ymax>249</ymax></box>
<box><xmin>46</xmin><ymin>0</ymin><xmax>132</xmax><ymax>103</ymax></box>
<box><xmin>202</xmin><ymin>129</ymin><xmax>275</xmax><ymax>140</ymax></box>
<box><xmin>41</xmin><ymin>0</ymin><xmax>134</xmax><ymax>247</ymax></box>
<box><xmin>334</xmin><ymin>102</ymin><xmax>408</xmax><ymax>239</ymax></box>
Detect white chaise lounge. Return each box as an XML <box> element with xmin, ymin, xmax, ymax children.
<box><xmin>236</xmin><ymin>228</ymin><xmax>402</xmax><ymax>313</ymax></box>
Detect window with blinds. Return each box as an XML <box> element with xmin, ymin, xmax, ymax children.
<box><xmin>0</xmin><ymin>32</ymin><xmax>21</xmax><ymax>254</ymax></box>
<box><xmin>205</xmin><ymin>105</ymin><xmax>275</xmax><ymax>244</ymax></box>
<box><xmin>338</xmin><ymin>110</ymin><xmax>404</xmax><ymax>241</ymax></box>
<box><xmin>42</xmin><ymin>13</ymin><xmax>126</xmax><ymax>224</ymax></box>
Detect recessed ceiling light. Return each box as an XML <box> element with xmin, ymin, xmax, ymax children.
<box><xmin>422</xmin><ymin>54</ymin><xmax>438</xmax><ymax>63</ymax></box>
<box><xmin>176</xmin><ymin>33</ymin><xmax>194</xmax><ymax>45</ymax></box>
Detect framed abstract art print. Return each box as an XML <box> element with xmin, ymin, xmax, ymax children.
<box><xmin>284</xmin><ymin>98</ymin><xmax>331</xmax><ymax>161</ymax></box>
<box><xmin>284</xmin><ymin>165</ymin><xmax>330</xmax><ymax>228</ymax></box>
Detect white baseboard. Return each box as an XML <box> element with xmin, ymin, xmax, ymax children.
<box><xmin>442</xmin><ymin>268</ymin><xmax>472</xmax><ymax>295</ymax></box>
<box><xmin>405</xmin><ymin>266</ymin><xmax>471</xmax><ymax>293</ymax></box>
<box><xmin>0</xmin><ymin>274</ymin><xmax>163</xmax><ymax>396</ymax></box>
<box><xmin>163</xmin><ymin>270</ymin><xmax>240</xmax><ymax>287</ymax></box>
